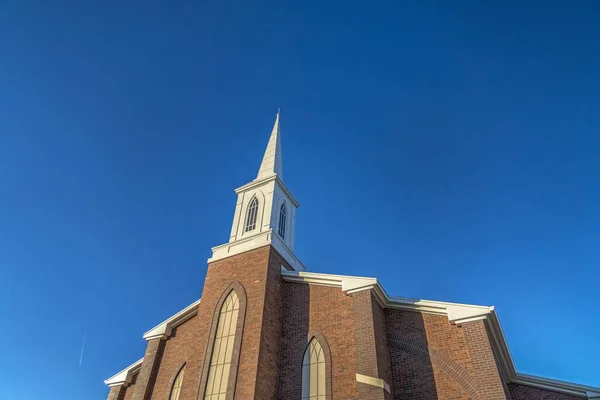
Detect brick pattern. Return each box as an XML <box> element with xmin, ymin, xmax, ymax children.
<box><xmin>353</xmin><ymin>291</ymin><xmax>388</xmax><ymax>400</ymax></box>
<box><xmin>107</xmin><ymin>386</ymin><xmax>125</xmax><ymax>400</ymax></box>
<box><xmin>197</xmin><ymin>281</ymin><xmax>248</xmax><ymax>400</ymax></box>
<box><xmin>131</xmin><ymin>338</ymin><xmax>165</xmax><ymax>400</ymax></box>
<box><xmin>388</xmin><ymin>333</ymin><xmax>479</xmax><ymax>397</ymax></box>
<box><xmin>386</xmin><ymin>309</ymin><xmax>478</xmax><ymax>400</ymax></box>
<box><xmin>106</xmin><ymin>243</ymin><xmax>573</xmax><ymax>400</ymax></box>
<box><xmin>371</xmin><ymin>294</ymin><xmax>393</xmax><ymax>400</ymax></box>
<box><xmin>386</xmin><ymin>309</ymin><xmax>441</xmax><ymax>399</ymax></box>
<box><xmin>124</xmin><ymin>245</ymin><xmax>287</xmax><ymax>400</ymax></box>
<box><xmin>462</xmin><ymin>320</ymin><xmax>507</xmax><ymax>400</ymax></box>
<box><xmin>276</xmin><ymin>281</ymin><xmax>309</xmax><ymax>398</ymax></box>
<box><xmin>508</xmin><ymin>383</ymin><xmax>585</xmax><ymax>400</ymax></box>
<box><xmin>148</xmin><ymin>316</ymin><xmax>198</xmax><ymax>400</ymax></box>
<box><xmin>277</xmin><ymin>282</ymin><xmax>358</xmax><ymax>399</ymax></box>
<box><xmin>254</xmin><ymin>248</ymin><xmax>287</xmax><ymax>399</ymax></box>
<box><xmin>123</xmin><ymin>373</ymin><xmax>137</xmax><ymax>400</ymax></box>
<box><xmin>196</xmin><ymin>245</ymin><xmax>274</xmax><ymax>399</ymax></box>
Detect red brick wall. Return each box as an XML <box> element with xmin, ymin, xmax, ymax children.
<box><xmin>108</xmin><ymin>244</ymin><xmax>583</xmax><ymax>400</ymax></box>
<box><xmin>386</xmin><ymin>309</ymin><xmax>480</xmax><ymax>400</ymax></box>
<box><xmin>123</xmin><ymin>373</ymin><xmax>137</xmax><ymax>400</ymax></box>
<box><xmin>371</xmin><ymin>296</ymin><xmax>392</xmax><ymax>399</ymax></box>
<box><xmin>132</xmin><ymin>339</ymin><xmax>165</xmax><ymax>400</ymax></box>
<box><xmin>130</xmin><ymin>245</ymin><xmax>285</xmax><ymax>400</ymax></box>
<box><xmin>107</xmin><ymin>386</ymin><xmax>124</xmax><ymax>400</ymax></box>
<box><xmin>353</xmin><ymin>290</ymin><xmax>391</xmax><ymax>399</ymax></box>
<box><xmin>196</xmin><ymin>245</ymin><xmax>273</xmax><ymax>399</ymax></box>
<box><xmin>148</xmin><ymin>316</ymin><xmax>199</xmax><ymax>399</ymax></box>
<box><xmin>254</xmin><ymin>248</ymin><xmax>288</xmax><ymax>399</ymax></box>
<box><xmin>277</xmin><ymin>282</ymin><xmax>358</xmax><ymax>399</ymax></box>
<box><xmin>509</xmin><ymin>383</ymin><xmax>585</xmax><ymax>400</ymax></box>
<box><xmin>462</xmin><ymin>320</ymin><xmax>506</xmax><ymax>399</ymax></box>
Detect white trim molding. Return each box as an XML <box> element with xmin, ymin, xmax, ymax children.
<box><xmin>511</xmin><ymin>374</ymin><xmax>600</xmax><ymax>399</ymax></box>
<box><xmin>356</xmin><ymin>373</ymin><xmax>391</xmax><ymax>393</ymax></box>
<box><xmin>208</xmin><ymin>229</ymin><xmax>306</xmax><ymax>271</ymax></box>
<box><xmin>281</xmin><ymin>269</ymin><xmax>600</xmax><ymax>399</ymax></box>
<box><xmin>105</xmin><ymin>270</ymin><xmax>600</xmax><ymax>398</ymax></box>
<box><xmin>104</xmin><ymin>358</ymin><xmax>143</xmax><ymax>387</ymax></box>
<box><xmin>143</xmin><ymin>299</ymin><xmax>201</xmax><ymax>341</ymax></box>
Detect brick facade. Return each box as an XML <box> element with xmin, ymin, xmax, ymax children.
<box><xmin>106</xmin><ymin>245</ymin><xmax>590</xmax><ymax>400</ymax></box>
<box><xmin>277</xmin><ymin>282</ymin><xmax>358</xmax><ymax>399</ymax></box>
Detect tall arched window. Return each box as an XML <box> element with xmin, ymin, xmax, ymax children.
<box><xmin>278</xmin><ymin>202</ymin><xmax>287</xmax><ymax>239</ymax></box>
<box><xmin>245</xmin><ymin>197</ymin><xmax>259</xmax><ymax>232</ymax></box>
<box><xmin>204</xmin><ymin>291</ymin><xmax>240</xmax><ymax>400</ymax></box>
<box><xmin>169</xmin><ymin>366</ymin><xmax>185</xmax><ymax>400</ymax></box>
<box><xmin>302</xmin><ymin>338</ymin><xmax>326</xmax><ymax>400</ymax></box>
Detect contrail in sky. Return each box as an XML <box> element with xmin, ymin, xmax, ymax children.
<box><xmin>79</xmin><ymin>328</ymin><xmax>87</xmax><ymax>367</ymax></box>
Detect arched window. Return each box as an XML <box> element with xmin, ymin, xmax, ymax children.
<box><xmin>302</xmin><ymin>338</ymin><xmax>326</xmax><ymax>400</ymax></box>
<box><xmin>245</xmin><ymin>197</ymin><xmax>259</xmax><ymax>232</ymax></box>
<box><xmin>278</xmin><ymin>202</ymin><xmax>287</xmax><ymax>239</ymax></box>
<box><xmin>169</xmin><ymin>366</ymin><xmax>185</xmax><ymax>400</ymax></box>
<box><xmin>203</xmin><ymin>291</ymin><xmax>240</xmax><ymax>400</ymax></box>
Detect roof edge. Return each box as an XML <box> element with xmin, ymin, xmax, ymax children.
<box><xmin>280</xmin><ymin>269</ymin><xmax>600</xmax><ymax>398</ymax></box>
<box><xmin>143</xmin><ymin>299</ymin><xmax>201</xmax><ymax>340</ymax></box>
<box><xmin>104</xmin><ymin>358</ymin><xmax>143</xmax><ymax>387</ymax></box>
<box><xmin>512</xmin><ymin>374</ymin><xmax>600</xmax><ymax>398</ymax></box>
<box><xmin>104</xmin><ymin>270</ymin><xmax>600</xmax><ymax>396</ymax></box>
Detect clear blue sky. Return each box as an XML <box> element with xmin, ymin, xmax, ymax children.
<box><xmin>1</xmin><ymin>1</ymin><xmax>599</xmax><ymax>399</ymax></box>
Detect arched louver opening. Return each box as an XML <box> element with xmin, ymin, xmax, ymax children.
<box><xmin>278</xmin><ymin>202</ymin><xmax>287</xmax><ymax>239</ymax></box>
<box><xmin>169</xmin><ymin>366</ymin><xmax>185</xmax><ymax>400</ymax></box>
<box><xmin>302</xmin><ymin>338</ymin><xmax>326</xmax><ymax>400</ymax></box>
<box><xmin>203</xmin><ymin>291</ymin><xmax>240</xmax><ymax>399</ymax></box>
<box><xmin>245</xmin><ymin>197</ymin><xmax>259</xmax><ymax>232</ymax></box>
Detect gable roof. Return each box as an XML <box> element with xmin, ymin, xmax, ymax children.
<box><xmin>280</xmin><ymin>269</ymin><xmax>600</xmax><ymax>398</ymax></box>
<box><xmin>105</xmin><ymin>270</ymin><xmax>600</xmax><ymax>398</ymax></box>
<box><xmin>104</xmin><ymin>358</ymin><xmax>143</xmax><ymax>387</ymax></box>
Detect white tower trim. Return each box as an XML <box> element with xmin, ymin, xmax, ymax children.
<box><xmin>208</xmin><ymin>111</ymin><xmax>306</xmax><ymax>271</ymax></box>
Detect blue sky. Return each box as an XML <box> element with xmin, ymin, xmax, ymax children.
<box><xmin>1</xmin><ymin>1</ymin><xmax>599</xmax><ymax>399</ymax></box>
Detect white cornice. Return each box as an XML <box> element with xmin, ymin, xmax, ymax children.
<box><xmin>280</xmin><ymin>270</ymin><xmax>493</xmax><ymax>319</ymax></box>
<box><xmin>280</xmin><ymin>269</ymin><xmax>599</xmax><ymax>399</ymax></box>
<box><xmin>143</xmin><ymin>299</ymin><xmax>201</xmax><ymax>341</ymax></box>
<box><xmin>512</xmin><ymin>374</ymin><xmax>600</xmax><ymax>398</ymax></box>
<box><xmin>104</xmin><ymin>270</ymin><xmax>599</xmax><ymax>397</ymax></box>
<box><xmin>209</xmin><ymin>230</ymin><xmax>306</xmax><ymax>271</ymax></box>
<box><xmin>104</xmin><ymin>358</ymin><xmax>143</xmax><ymax>387</ymax></box>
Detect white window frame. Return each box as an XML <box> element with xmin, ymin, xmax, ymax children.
<box><xmin>244</xmin><ymin>197</ymin><xmax>259</xmax><ymax>232</ymax></box>
<box><xmin>302</xmin><ymin>338</ymin><xmax>326</xmax><ymax>400</ymax></box>
<box><xmin>203</xmin><ymin>291</ymin><xmax>240</xmax><ymax>400</ymax></box>
<box><xmin>278</xmin><ymin>202</ymin><xmax>287</xmax><ymax>239</ymax></box>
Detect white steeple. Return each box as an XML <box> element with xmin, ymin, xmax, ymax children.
<box><xmin>257</xmin><ymin>110</ymin><xmax>283</xmax><ymax>180</ymax></box>
<box><xmin>208</xmin><ymin>111</ymin><xmax>305</xmax><ymax>271</ymax></box>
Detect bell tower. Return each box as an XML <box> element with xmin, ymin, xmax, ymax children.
<box><xmin>208</xmin><ymin>111</ymin><xmax>305</xmax><ymax>271</ymax></box>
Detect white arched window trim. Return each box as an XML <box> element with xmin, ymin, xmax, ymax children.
<box><xmin>244</xmin><ymin>197</ymin><xmax>259</xmax><ymax>232</ymax></box>
<box><xmin>302</xmin><ymin>338</ymin><xmax>326</xmax><ymax>400</ymax></box>
<box><xmin>203</xmin><ymin>291</ymin><xmax>240</xmax><ymax>400</ymax></box>
<box><xmin>169</xmin><ymin>366</ymin><xmax>185</xmax><ymax>400</ymax></box>
<box><xmin>278</xmin><ymin>202</ymin><xmax>287</xmax><ymax>239</ymax></box>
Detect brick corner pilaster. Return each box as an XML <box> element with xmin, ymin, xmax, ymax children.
<box><xmin>131</xmin><ymin>338</ymin><xmax>165</xmax><ymax>400</ymax></box>
<box><xmin>462</xmin><ymin>319</ymin><xmax>508</xmax><ymax>400</ymax></box>
<box><xmin>106</xmin><ymin>385</ymin><xmax>125</xmax><ymax>400</ymax></box>
<box><xmin>351</xmin><ymin>290</ymin><xmax>391</xmax><ymax>400</ymax></box>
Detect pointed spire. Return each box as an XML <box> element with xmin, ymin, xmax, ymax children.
<box><xmin>257</xmin><ymin>110</ymin><xmax>283</xmax><ymax>180</ymax></box>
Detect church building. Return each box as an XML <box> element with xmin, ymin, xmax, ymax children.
<box><xmin>104</xmin><ymin>113</ymin><xmax>599</xmax><ymax>400</ymax></box>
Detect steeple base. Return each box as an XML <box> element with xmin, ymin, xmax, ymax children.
<box><xmin>208</xmin><ymin>230</ymin><xmax>306</xmax><ymax>271</ymax></box>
